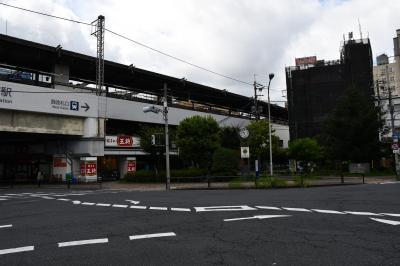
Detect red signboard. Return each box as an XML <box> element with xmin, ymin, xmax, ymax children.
<box><xmin>295</xmin><ymin>56</ymin><xmax>317</xmax><ymax>66</ymax></box>
<box><xmin>80</xmin><ymin>162</ymin><xmax>97</xmax><ymax>176</ymax></box>
<box><xmin>53</xmin><ymin>158</ymin><xmax>67</xmax><ymax>168</ymax></box>
<box><xmin>117</xmin><ymin>136</ymin><xmax>133</xmax><ymax>147</ymax></box>
<box><xmin>127</xmin><ymin>161</ymin><xmax>136</xmax><ymax>173</ymax></box>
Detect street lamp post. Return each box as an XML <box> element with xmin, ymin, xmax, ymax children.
<box><xmin>143</xmin><ymin>82</ymin><xmax>171</xmax><ymax>190</ymax></box>
<box><xmin>267</xmin><ymin>73</ymin><xmax>275</xmax><ymax>176</ymax></box>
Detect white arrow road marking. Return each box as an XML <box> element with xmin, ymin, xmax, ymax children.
<box><xmin>129</xmin><ymin>232</ymin><xmax>176</xmax><ymax>240</ymax></box>
<box><xmin>58</xmin><ymin>238</ymin><xmax>108</xmax><ymax>247</ymax></box>
<box><xmin>370</xmin><ymin>217</ymin><xmax>400</xmax><ymax>225</ymax></box>
<box><xmin>224</xmin><ymin>215</ymin><xmax>291</xmax><ymax>222</ymax></box>
<box><xmin>195</xmin><ymin>205</ymin><xmax>257</xmax><ymax>212</ymax></box>
<box><xmin>344</xmin><ymin>211</ymin><xmax>382</xmax><ymax>216</ymax></box>
<box><xmin>125</xmin><ymin>200</ymin><xmax>140</xmax><ymax>204</ymax></box>
<box><xmin>381</xmin><ymin>213</ymin><xmax>400</xmax><ymax>217</ymax></box>
<box><xmin>0</xmin><ymin>224</ymin><xmax>12</xmax><ymax>229</ymax></box>
<box><xmin>312</xmin><ymin>209</ymin><xmax>346</xmax><ymax>214</ymax></box>
<box><xmin>0</xmin><ymin>246</ymin><xmax>34</xmax><ymax>255</ymax></box>
<box><xmin>282</xmin><ymin>207</ymin><xmax>312</xmax><ymax>212</ymax></box>
<box><xmin>255</xmin><ymin>206</ymin><xmax>281</xmax><ymax>210</ymax></box>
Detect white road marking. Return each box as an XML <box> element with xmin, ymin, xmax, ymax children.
<box><xmin>149</xmin><ymin>207</ymin><xmax>168</xmax><ymax>211</ymax></box>
<box><xmin>0</xmin><ymin>224</ymin><xmax>12</xmax><ymax>229</ymax></box>
<box><xmin>129</xmin><ymin>232</ymin><xmax>176</xmax><ymax>240</ymax></box>
<box><xmin>224</xmin><ymin>215</ymin><xmax>291</xmax><ymax>222</ymax></box>
<box><xmin>282</xmin><ymin>207</ymin><xmax>312</xmax><ymax>212</ymax></box>
<box><xmin>379</xmin><ymin>181</ymin><xmax>399</xmax><ymax>184</ymax></box>
<box><xmin>112</xmin><ymin>204</ymin><xmax>128</xmax><ymax>208</ymax></box>
<box><xmin>96</xmin><ymin>203</ymin><xmax>111</xmax><ymax>207</ymax></box>
<box><xmin>130</xmin><ymin>205</ymin><xmax>147</xmax><ymax>209</ymax></box>
<box><xmin>170</xmin><ymin>208</ymin><xmax>191</xmax><ymax>212</ymax></box>
<box><xmin>381</xmin><ymin>213</ymin><xmax>400</xmax><ymax>217</ymax></box>
<box><xmin>57</xmin><ymin>198</ymin><xmax>71</xmax><ymax>201</ymax></box>
<box><xmin>81</xmin><ymin>202</ymin><xmax>96</xmax><ymax>206</ymax></box>
<box><xmin>41</xmin><ymin>196</ymin><xmax>55</xmax><ymax>200</ymax></box>
<box><xmin>72</xmin><ymin>201</ymin><xmax>81</xmax><ymax>205</ymax></box>
<box><xmin>312</xmin><ymin>209</ymin><xmax>346</xmax><ymax>214</ymax></box>
<box><xmin>344</xmin><ymin>211</ymin><xmax>382</xmax><ymax>216</ymax></box>
<box><xmin>125</xmin><ymin>200</ymin><xmax>140</xmax><ymax>204</ymax></box>
<box><xmin>370</xmin><ymin>217</ymin><xmax>400</xmax><ymax>225</ymax></box>
<box><xmin>0</xmin><ymin>246</ymin><xmax>34</xmax><ymax>255</ymax></box>
<box><xmin>255</xmin><ymin>206</ymin><xmax>281</xmax><ymax>210</ymax></box>
<box><xmin>58</xmin><ymin>238</ymin><xmax>108</xmax><ymax>247</ymax></box>
<box><xmin>0</xmin><ymin>199</ymin><xmax>8</xmax><ymax>201</ymax></box>
<box><xmin>195</xmin><ymin>205</ymin><xmax>257</xmax><ymax>212</ymax></box>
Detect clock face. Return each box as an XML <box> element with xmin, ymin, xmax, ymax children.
<box><xmin>239</xmin><ymin>128</ymin><xmax>249</xmax><ymax>138</ymax></box>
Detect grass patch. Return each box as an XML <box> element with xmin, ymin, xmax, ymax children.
<box><xmin>228</xmin><ymin>178</ymin><xmax>244</xmax><ymax>189</ymax></box>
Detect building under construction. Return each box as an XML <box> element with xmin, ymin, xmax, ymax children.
<box><xmin>285</xmin><ymin>34</ymin><xmax>374</xmax><ymax>139</ymax></box>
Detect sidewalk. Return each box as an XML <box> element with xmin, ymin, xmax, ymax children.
<box><xmin>1</xmin><ymin>176</ymin><xmax>398</xmax><ymax>191</ymax></box>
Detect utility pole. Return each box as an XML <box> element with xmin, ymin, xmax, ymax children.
<box><xmin>163</xmin><ymin>83</ymin><xmax>171</xmax><ymax>190</ymax></box>
<box><xmin>91</xmin><ymin>15</ymin><xmax>105</xmax><ymax>96</ymax></box>
<box><xmin>267</xmin><ymin>73</ymin><xmax>275</xmax><ymax>176</ymax></box>
<box><xmin>386</xmin><ymin>64</ymin><xmax>400</xmax><ymax>176</ymax></box>
<box><xmin>253</xmin><ymin>76</ymin><xmax>260</xmax><ymax>178</ymax></box>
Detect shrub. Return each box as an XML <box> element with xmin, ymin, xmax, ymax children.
<box><xmin>228</xmin><ymin>178</ymin><xmax>243</xmax><ymax>189</ymax></box>
<box><xmin>212</xmin><ymin>148</ymin><xmax>239</xmax><ymax>175</ymax></box>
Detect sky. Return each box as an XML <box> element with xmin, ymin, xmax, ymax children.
<box><xmin>0</xmin><ymin>0</ymin><xmax>399</xmax><ymax>104</ymax></box>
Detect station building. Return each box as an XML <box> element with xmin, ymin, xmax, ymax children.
<box><xmin>0</xmin><ymin>34</ymin><xmax>288</xmax><ymax>183</ymax></box>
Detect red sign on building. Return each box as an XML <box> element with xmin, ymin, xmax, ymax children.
<box><xmin>80</xmin><ymin>162</ymin><xmax>97</xmax><ymax>176</ymax></box>
<box><xmin>127</xmin><ymin>161</ymin><xmax>136</xmax><ymax>173</ymax></box>
<box><xmin>117</xmin><ymin>136</ymin><xmax>133</xmax><ymax>147</ymax></box>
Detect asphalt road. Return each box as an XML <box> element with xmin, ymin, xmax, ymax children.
<box><xmin>0</xmin><ymin>182</ymin><xmax>399</xmax><ymax>266</ymax></box>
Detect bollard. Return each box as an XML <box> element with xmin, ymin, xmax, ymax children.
<box><xmin>67</xmin><ymin>179</ymin><xmax>71</xmax><ymax>189</ymax></box>
<box><xmin>362</xmin><ymin>174</ymin><xmax>365</xmax><ymax>184</ymax></box>
<box><xmin>341</xmin><ymin>174</ymin><xmax>344</xmax><ymax>184</ymax></box>
<box><xmin>98</xmin><ymin>176</ymin><xmax>102</xmax><ymax>190</ymax></box>
<box><xmin>207</xmin><ymin>177</ymin><xmax>211</xmax><ymax>188</ymax></box>
<box><xmin>37</xmin><ymin>180</ymin><xmax>41</xmax><ymax>188</ymax></box>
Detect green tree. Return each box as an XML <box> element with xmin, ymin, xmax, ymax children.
<box><xmin>176</xmin><ymin>115</ymin><xmax>220</xmax><ymax>167</ymax></box>
<box><xmin>322</xmin><ymin>86</ymin><xmax>382</xmax><ymax>163</ymax></box>
<box><xmin>288</xmin><ymin>138</ymin><xmax>322</xmax><ymax>169</ymax></box>
<box><xmin>212</xmin><ymin>148</ymin><xmax>239</xmax><ymax>175</ymax></box>
<box><xmin>246</xmin><ymin>120</ymin><xmax>280</xmax><ymax>159</ymax></box>
<box><xmin>219</xmin><ymin>126</ymin><xmax>240</xmax><ymax>150</ymax></box>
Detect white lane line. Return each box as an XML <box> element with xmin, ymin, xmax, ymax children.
<box><xmin>112</xmin><ymin>204</ymin><xmax>128</xmax><ymax>208</ymax></box>
<box><xmin>72</xmin><ymin>201</ymin><xmax>81</xmax><ymax>205</ymax></box>
<box><xmin>57</xmin><ymin>198</ymin><xmax>71</xmax><ymax>201</ymax></box>
<box><xmin>41</xmin><ymin>196</ymin><xmax>55</xmax><ymax>200</ymax></box>
<box><xmin>130</xmin><ymin>205</ymin><xmax>147</xmax><ymax>209</ymax></box>
<box><xmin>370</xmin><ymin>217</ymin><xmax>400</xmax><ymax>225</ymax></box>
<box><xmin>381</xmin><ymin>213</ymin><xmax>400</xmax><ymax>217</ymax></box>
<box><xmin>96</xmin><ymin>203</ymin><xmax>111</xmax><ymax>207</ymax></box>
<box><xmin>149</xmin><ymin>207</ymin><xmax>168</xmax><ymax>211</ymax></box>
<box><xmin>344</xmin><ymin>211</ymin><xmax>382</xmax><ymax>216</ymax></box>
<box><xmin>312</xmin><ymin>209</ymin><xmax>346</xmax><ymax>214</ymax></box>
<box><xmin>282</xmin><ymin>207</ymin><xmax>312</xmax><ymax>212</ymax></box>
<box><xmin>0</xmin><ymin>199</ymin><xmax>8</xmax><ymax>201</ymax></box>
<box><xmin>170</xmin><ymin>208</ymin><xmax>191</xmax><ymax>212</ymax></box>
<box><xmin>129</xmin><ymin>232</ymin><xmax>176</xmax><ymax>240</ymax></box>
<box><xmin>194</xmin><ymin>205</ymin><xmax>257</xmax><ymax>212</ymax></box>
<box><xmin>58</xmin><ymin>238</ymin><xmax>108</xmax><ymax>247</ymax></box>
<box><xmin>0</xmin><ymin>246</ymin><xmax>34</xmax><ymax>255</ymax></box>
<box><xmin>379</xmin><ymin>181</ymin><xmax>399</xmax><ymax>185</ymax></box>
<box><xmin>0</xmin><ymin>224</ymin><xmax>12</xmax><ymax>229</ymax></box>
<box><xmin>255</xmin><ymin>206</ymin><xmax>281</xmax><ymax>210</ymax></box>
<box><xmin>81</xmin><ymin>202</ymin><xmax>96</xmax><ymax>206</ymax></box>
<box><xmin>224</xmin><ymin>215</ymin><xmax>291</xmax><ymax>222</ymax></box>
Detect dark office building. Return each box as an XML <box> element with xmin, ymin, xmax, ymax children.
<box><xmin>286</xmin><ymin>37</ymin><xmax>373</xmax><ymax>139</ymax></box>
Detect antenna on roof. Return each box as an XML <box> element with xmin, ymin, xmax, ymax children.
<box><xmin>358</xmin><ymin>18</ymin><xmax>363</xmax><ymax>39</ymax></box>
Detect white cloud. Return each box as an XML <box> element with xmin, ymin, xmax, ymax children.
<box><xmin>0</xmin><ymin>0</ymin><xmax>398</xmax><ymax>104</ymax></box>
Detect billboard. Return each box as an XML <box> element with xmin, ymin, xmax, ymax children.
<box><xmin>295</xmin><ymin>56</ymin><xmax>317</xmax><ymax>66</ymax></box>
<box><xmin>105</xmin><ymin>135</ymin><xmax>140</xmax><ymax>148</ymax></box>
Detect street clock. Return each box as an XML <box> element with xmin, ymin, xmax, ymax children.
<box><xmin>239</xmin><ymin>127</ymin><xmax>249</xmax><ymax>139</ymax></box>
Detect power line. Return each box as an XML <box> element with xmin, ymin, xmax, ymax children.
<box><xmin>0</xmin><ymin>2</ymin><xmax>91</xmax><ymax>26</ymax></box>
<box><xmin>0</xmin><ymin>2</ymin><xmax>254</xmax><ymax>87</ymax></box>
